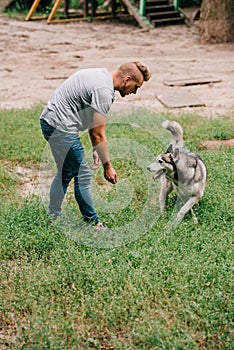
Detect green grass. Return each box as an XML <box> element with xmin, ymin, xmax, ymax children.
<box><xmin>0</xmin><ymin>106</ymin><xmax>46</xmax><ymax>163</ymax></box>
<box><xmin>0</xmin><ymin>106</ymin><xmax>233</xmax><ymax>349</ymax></box>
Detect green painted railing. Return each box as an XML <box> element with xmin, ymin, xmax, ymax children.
<box><xmin>174</xmin><ymin>0</ymin><xmax>180</xmax><ymax>10</ymax></box>
<box><xmin>139</xmin><ymin>0</ymin><xmax>181</xmax><ymax>17</ymax></box>
<box><xmin>139</xmin><ymin>0</ymin><xmax>146</xmax><ymax>16</ymax></box>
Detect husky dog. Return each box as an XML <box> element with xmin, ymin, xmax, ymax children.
<box><xmin>147</xmin><ymin>120</ymin><xmax>206</xmax><ymax>224</ymax></box>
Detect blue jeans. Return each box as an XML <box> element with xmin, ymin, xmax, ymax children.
<box><xmin>40</xmin><ymin>119</ymin><xmax>99</xmax><ymax>224</ymax></box>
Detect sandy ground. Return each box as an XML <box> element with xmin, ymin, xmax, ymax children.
<box><xmin>0</xmin><ymin>13</ymin><xmax>234</xmax><ymax>117</ymax></box>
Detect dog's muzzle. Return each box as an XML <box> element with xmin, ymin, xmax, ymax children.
<box><xmin>147</xmin><ymin>163</ymin><xmax>165</xmax><ymax>181</ymax></box>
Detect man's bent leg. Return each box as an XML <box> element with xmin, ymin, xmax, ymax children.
<box><xmin>74</xmin><ymin>162</ymin><xmax>99</xmax><ymax>223</ymax></box>
<box><xmin>65</xmin><ymin>137</ymin><xmax>99</xmax><ymax>224</ymax></box>
<box><xmin>48</xmin><ymin>167</ymin><xmax>73</xmax><ymax>217</ymax></box>
<box><xmin>41</xmin><ymin>120</ymin><xmax>73</xmax><ymax>217</ymax></box>
<box><xmin>41</xmin><ymin>120</ymin><xmax>99</xmax><ymax>223</ymax></box>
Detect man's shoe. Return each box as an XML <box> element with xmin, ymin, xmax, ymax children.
<box><xmin>93</xmin><ymin>222</ymin><xmax>107</xmax><ymax>230</ymax></box>
<box><xmin>48</xmin><ymin>214</ymin><xmax>60</xmax><ymax>223</ymax></box>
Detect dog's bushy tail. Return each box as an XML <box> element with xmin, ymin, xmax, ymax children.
<box><xmin>162</xmin><ymin>120</ymin><xmax>184</xmax><ymax>148</ymax></box>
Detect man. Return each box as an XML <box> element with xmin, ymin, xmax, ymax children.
<box><xmin>40</xmin><ymin>61</ymin><xmax>151</xmax><ymax>229</ymax></box>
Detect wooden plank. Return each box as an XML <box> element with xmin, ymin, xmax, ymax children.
<box><xmin>47</xmin><ymin>16</ymin><xmax>87</xmax><ymax>24</ymax></box>
<box><xmin>155</xmin><ymin>90</ymin><xmax>205</xmax><ymax>108</ymax></box>
<box><xmin>163</xmin><ymin>77</ymin><xmax>222</xmax><ymax>87</ymax></box>
<box><xmin>120</xmin><ymin>0</ymin><xmax>149</xmax><ymax>29</ymax></box>
<box><xmin>47</xmin><ymin>13</ymin><xmax>129</xmax><ymax>24</ymax></box>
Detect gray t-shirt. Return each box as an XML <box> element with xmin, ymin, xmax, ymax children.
<box><xmin>40</xmin><ymin>68</ymin><xmax>115</xmax><ymax>133</ymax></box>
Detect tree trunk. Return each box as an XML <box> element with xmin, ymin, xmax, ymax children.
<box><xmin>199</xmin><ymin>0</ymin><xmax>234</xmax><ymax>43</ymax></box>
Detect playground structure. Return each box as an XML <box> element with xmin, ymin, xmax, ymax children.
<box><xmin>24</xmin><ymin>0</ymin><xmax>149</xmax><ymax>27</ymax></box>
<box><xmin>24</xmin><ymin>0</ymin><xmax>200</xmax><ymax>27</ymax></box>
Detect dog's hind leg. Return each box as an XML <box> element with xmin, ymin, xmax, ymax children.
<box><xmin>176</xmin><ymin>196</ymin><xmax>199</xmax><ymax>223</ymax></box>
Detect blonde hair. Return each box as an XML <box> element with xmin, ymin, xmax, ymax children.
<box><xmin>117</xmin><ymin>61</ymin><xmax>151</xmax><ymax>82</ymax></box>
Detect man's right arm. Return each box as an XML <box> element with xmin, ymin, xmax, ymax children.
<box><xmin>88</xmin><ymin>112</ymin><xmax>117</xmax><ymax>184</ymax></box>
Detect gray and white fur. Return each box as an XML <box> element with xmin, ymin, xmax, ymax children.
<box><xmin>147</xmin><ymin>120</ymin><xmax>206</xmax><ymax>224</ymax></box>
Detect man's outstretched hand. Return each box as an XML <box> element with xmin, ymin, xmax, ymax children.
<box><xmin>103</xmin><ymin>163</ymin><xmax>117</xmax><ymax>184</ymax></box>
<box><xmin>90</xmin><ymin>151</ymin><xmax>117</xmax><ymax>184</ymax></box>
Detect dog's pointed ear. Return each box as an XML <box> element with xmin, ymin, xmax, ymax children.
<box><xmin>172</xmin><ymin>148</ymin><xmax>179</xmax><ymax>161</ymax></box>
<box><xmin>166</xmin><ymin>144</ymin><xmax>173</xmax><ymax>153</ymax></box>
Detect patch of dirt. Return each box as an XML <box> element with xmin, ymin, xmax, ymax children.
<box><xmin>16</xmin><ymin>165</ymin><xmax>40</xmax><ymax>197</ymax></box>
<box><xmin>15</xmin><ymin>163</ymin><xmax>112</xmax><ymax>198</ymax></box>
<box><xmin>199</xmin><ymin>139</ymin><xmax>234</xmax><ymax>149</ymax></box>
